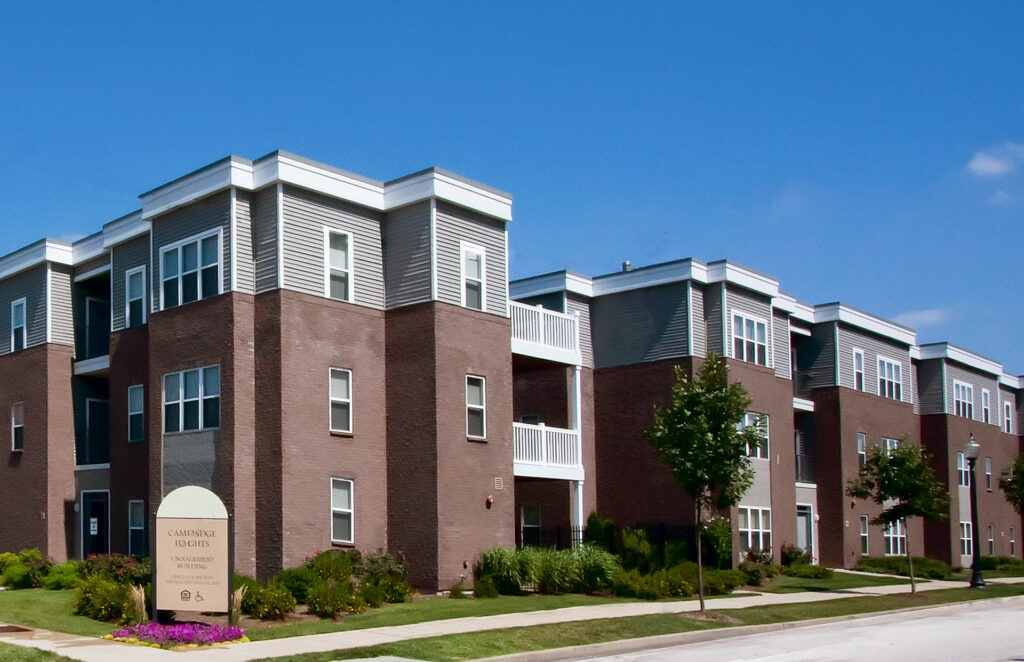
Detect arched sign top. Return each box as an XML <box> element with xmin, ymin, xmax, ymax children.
<box><xmin>156</xmin><ymin>486</ymin><xmax>228</xmax><ymax>519</ymax></box>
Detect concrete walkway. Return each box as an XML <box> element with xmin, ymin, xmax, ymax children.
<box><xmin>0</xmin><ymin>574</ymin><xmax>1020</xmax><ymax>662</ymax></box>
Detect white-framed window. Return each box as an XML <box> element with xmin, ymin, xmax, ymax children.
<box><xmin>877</xmin><ymin>358</ymin><xmax>902</xmax><ymax>400</ymax></box>
<box><xmin>853</xmin><ymin>349</ymin><xmax>865</xmax><ymax>391</ymax></box>
<box><xmin>953</xmin><ymin>380</ymin><xmax>974</xmax><ymax>419</ymax></box>
<box><xmin>521</xmin><ymin>505</ymin><xmax>542</xmax><ymax>547</ymax></box>
<box><xmin>159</xmin><ymin>230</ymin><xmax>221</xmax><ymax>310</ymax></box>
<box><xmin>324</xmin><ymin>230</ymin><xmax>353</xmax><ymax>302</ymax></box>
<box><xmin>738</xmin><ymin>506</ymin><xmax>771</xmax><ymax>553</ymax></box>
<box><xmin>10</xmin><ymin>298</ymin><xmax>26</xmax><ymax>352</ymax></box>
<box><xmin>1012</xmin><ymin>527</ymin><xmax>1016</xmax><ymax>556</ymax></box>
<box><xmin>1005</xmin><ymin>402</ymin><xmax>1014</xmax><ymax>434</ymax></box>
<box><xmin>125</xmin><ymin>266</ymin><xmax>146</xmax><ymax>328</ymax></box>
<box><xmin>860</xmin><ymin>515</ymin><xmax>870</xmax><ymax>555</ymax></box>
<box><xmin>330</xmin><ymin>477</ymin><xmax>353</xmax><ymax>544</ymax></box>
<box><xmin>960</xmin><ymin>521</ymin><xmax>973</xmax><ymax>556</ymax></box>
<box><xmin>982</xmin><ymin>389</ymin><xmax>991</xmax><ymax>424</ymax></box>
<box><xmin>466</xmin><ymin>375</ymin><xmax>486</xmax><ymax>438</ymax></box>
<box><xmin>883</xmin><ymin>519</ymin><xmax>906</xmax><ymax>556</ymax></box>
<box><xmin>329</xmin><ymin>368</ymin><xmax>352</xmax><ymax>433</ymax></box>
<box><xmin>857</xmin><ymin>433</ymin><xmax>867</xmax><ymax>471</ymax></box>
<box><xmin>988</xmin><ymin>525</ymin><xmax>995</xmax><ymax>556</ymax></box>
<box><xmin>11</xmin><ymin>402</ymin><xmax>24</xmax><ymax>452</ymax></box>
<box><xmin>128</xmin><ymin>500</ymin><xmax>145</xmax><ymax>557</ymax></box>
<box><xmin>460</xmin><ymin>243</ymin><xmax>486</xmax><ymax>311</ymax></box>
<box><xmin>732</xmin><ymin>313</ymin><xmax>768</xmax><ymax>366</ymax></box>
<box><xmin>957</xmin><ymin>452</ymin><xmax>970</xmax><ymax>487</ymax></box>
<box><xmin>986</xmin><ymin>457</ymin><xmax>992</xmax><ymax>491</ymax></box>
<box><xmin>163</xmin><ymin>365</ymin><xmax>220</xmax><ymax>433</ymax></box>
<box><xmin>127</xmin><ymin>385</ymin><xmax>144</xmax><ymax>443</ymax></box>
<box><xmin>737</xmin><ymin>412</ymin><xmax>769</xmax><ymax>459</ymax></box>
<box><xmin>882</xmin><ymin>437</ymin><xmax>899</xmax><ymax>454</ymax></box>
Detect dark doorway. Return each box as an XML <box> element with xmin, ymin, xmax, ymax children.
<box><xmin>81</xmin><ymin>492</ymin><xmax>109</xmax><ymax>557</ymax></box>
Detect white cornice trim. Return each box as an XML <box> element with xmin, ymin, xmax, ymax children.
<box><xmin>71</xmin><ymin>233</ymin><xmax>106</xmax><ymax>263</ymax></box>
<box><xmin>918</xmin><ymin>342</ymin><xmax>1004</xmax><ymax>378</ymax></box>
<box><xmin>511</xmin><ymin>272</ymin><xmax>594</xmax><ymax>299</ymax></box>
<box><xmin>813</xmin><ymin>303</ymin><xmax>916</xmax><ymax>346</ymax></box>
<box><xmin>0</xmin><ymin>240</ymin><xmax>73</xmax><ymax>281</ymax></box>
<box><xmin>102</xmin><ymin>212</ymin><xmax>148</xmax><ymax>249</ymax></box>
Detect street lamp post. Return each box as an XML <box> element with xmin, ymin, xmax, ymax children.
<box><xmin>964</xmin><ymin>435</ymin><xmax>985</xmax><ymax>589</ymax></box>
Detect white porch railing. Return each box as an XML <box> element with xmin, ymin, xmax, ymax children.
<box><xmin>513</xmin><ymin>423</ymin><xmax>582</xmax><ymax>480</ymax></box>
<box><xmin>509</xmin><ymin>301</ymin><xmax>581</xmax><ymax>364</ymax></box>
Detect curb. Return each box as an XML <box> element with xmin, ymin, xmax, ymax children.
<box><xmin>472</xmin><ymin>595</ymin><xmax>1024</xmax><ymax>662</ymax></box>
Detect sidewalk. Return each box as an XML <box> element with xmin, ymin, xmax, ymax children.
<box><xmin>0</xmin><ymin>574</ymin><xmax>1020</xmax><ymax>662</ymax></box>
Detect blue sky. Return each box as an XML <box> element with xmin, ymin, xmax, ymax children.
<box><xmin>1</xmin><ymin>3</ymin><xmax>1022</xmax><ymax>371</ymax></box>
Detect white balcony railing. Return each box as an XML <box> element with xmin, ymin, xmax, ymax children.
<box><xmin>513</xmin><ymin>422</ymin><xmax>583</xmax><ymax>480</ymax></box>
<box><xmin>509</xmin><ymin>301</ymin><xmax>581</xmax><ymax>364</ymax></box>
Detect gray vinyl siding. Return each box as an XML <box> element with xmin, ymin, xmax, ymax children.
<box><xmin>803</xmin><ymin>323</ymin><xmax>837</xmax><ymax>389</ymax></box>
<box><xmin>73</xmin><ymin>254</ymin><xmax>109</xmax><ymax>278</ymax></box>
<box><xmin>566</xmin><ymin>293</ymin><xmax>594</xmax><ymax>369</ymax></box>
<box><xmin>49</xmin><ymin>265</ymin><xmax>74</xmax><ymax>346</ymax></box>
<box><xmin>434</xmin><ymin>201</ymin><xmax>507</xmax><ymax>317</ymax></box>
<box><xmin>516</xmin><ymin>292</ymin><xmax>564</xmax><ymax>312</ymax></box>
<box><xmin>944</xmin><ymin>363</ymin><xmax>999</xmax><ymax>422</ymax></box>
<box><xmin>252</xmin><ymin>187</ymin><xmax>279</xmax><ymax>294</ymax></box>
<box><xmin>836</xmin><ymin>326</ymin><xmax>912</xmax><ymax>404</ymax></box>
<box><xmin>150</xmin><ymin>191</ymin><xmax>231</xmax><ymax>311</ymax></box>
<box><xmin>690</xmin><ymin>283</ymin><xmax>706</xmax><ymax>357</ymax></box>
<box><xmin>111</xmin><ymin>234</ymin><xmax>150</xmax><ymax>331</ymax></box>
<box><xmin>772</xmin><ymin>309</ymin><xmax>790</xmax><ymax>379</ymax></box>
<box><xmin>912</xmin><ymin>363</ymin><xmax>920</xmax><ymax>414</ymax></box>
<box><xmin>0</xmin><ymin>265</ymin><xmax>47</xmax><ymax>354</ymax></box>
<box><xmin>724</xmin><ymin>285</ymin><xmax>772</xmax><ymax>365</ymax></box>
<box><xmin>233</xmin><ymin>189</ymin><xmax>255</xmax><ymax>294</ymax></box>
<box><xmin>703</xmin><ymin>283</ymin><xmax>724</xmax><ymax>356</ymax></box>
<box><xmin>382</xmin><ymin>201</ymin><xmax>432</xmax><ymax>308</ymax></box>
<box><xmin>590</xmin><ymin>282</ymin><xmax>688</xmax><ymax>369</ymax></box>
<box><xmin>916</xmin><ymin>359</ymin><xmax>945</xmax><ymax>414</ymax></box>
<box><xmin>280</xmin><ymin>185</ymin><xmax>384</xmax><ymax>309</ymax></box>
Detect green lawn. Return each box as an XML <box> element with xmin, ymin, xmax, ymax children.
<box><xmin>759</xmin><ymin>570</ymin><xmax>912</xmax><ymax>594</ymax></box>
<box><xmin>0</xmin><ymin>590</ymin><xmax>110</xmax><ymax>638</ymax></box>
<box><xmin>949</xmin><ymin>568</ymin><xmax>1024</xmax><ymax>581</ymax></box>
<box><xmin>0</xmin><ymin>642</ymin><xmax>73</xmax><ymax>662</ymax></box>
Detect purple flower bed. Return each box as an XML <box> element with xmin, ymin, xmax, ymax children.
<box><xmin>109</xmin><ymin>622</ymin><xmax>246</xmax><ymax>648</ymax></box>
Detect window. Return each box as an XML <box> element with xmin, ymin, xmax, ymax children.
<box><xmin>853</xmin><ymin>349</ymin><xmax>865</xmax><ymax>391</ymax></box>
<box><xmin>953</xmin><ymin>380</ymin><xmax>974</xmax><ymax>419</ymax></box>
<box><xmin>737</xmin><ymin>412</ymin><xmax>769</xmax><ymax>459</ymax></box>
<box><xmin>128</xmin><ymin>500</ymin><xmax>146</xmax><ymax>557</ymax></box>
<box><xmin>125</xmin><ymin>267</ymin><xmax>146</xmax><ymax>328</ymax></box>
<box><xmin>732</xmin><ymin>313</ymin><xmax>768</xmax><ymax>366</ymax></box>
<box><xmin>1012</xmin><ymin>527</ymin><xmax>1016</xmax><ymax>556</ymax></box>
<box><xmin>860</xmin><ymin>515</ymin><xmax>870</xmax><ymax>555</ymax></box>
<box><xmin>461</xmin><ymin>243</ymin><xmax>485</xmax><ymax>311</ymax></box>
<box><xmin>960</xmin><ymin>521</ymin><xmax>973</xmax><ymax>556</ymax></box>
<box><xmin>160</xmin><ymin>231</ymin><xmax>220</xmax><ymax>309</ymax></box>
<box><xmin>988</xmin><ymin>525</ymin><xmax>995</xmax><ymax>556</ymax></box>
<box><xmin>738</xmin><ymin>506</ymin><xmax>771</xmax><ymax>553</ymax></box>
<box><xmin>882</xmin><ymin>437</ymin><xmax>899</xmax><ymax>454</ymax></box>
<box><xmin>325</xmin><ymin>230</ymin><xmax>353</xmax><ymax>302</ymax></box>
<box><xmin>877</xmin><ymin>358</ymin><xmax>902</xmax><ymax>400</ymax></box>
<box><xmin>1005</xmin><ymin>402</ymin><xmax>1014</xmax><ymax>434</ymax></box>
<box><xmin>957</xmin><ymin>452</ymin><xmax>970</xmax><ymax>487</ymax></box>
<box><xmin>330</xmin><ymin>478</ymin><xmax>353</xmax><ymax>544</ymax></box>
<box><xmin>466</xmin><ymin>376</ymin><xmax>486</xmax><ymax>438</ymax></box>
<box><xmin>986</xmin><ymin>457</ymin><xmax>992</xmax><ymax>490</ymax></box>
<box><xmin>857</xmin><ymin>433</ymin><xmax>867</xmax><ymax>471</ymax></box>
<box><xmin>883</xmin><ymin>519</ymin><xmax>906</xmax><ymax>556</ymax></box>
<box><xmin>521</xmin><ymin>505</ymin><xmax>542</xmax><ymax>547</ymax></box>
<box><xmin>127</xmin><ymin>385</ymin><xmax>144</xmax><ymax>443</ymax></box>
<box><xmin>982</xmin><ymin>389</ymin><xmax>991</xmax><ymax>424</ymax></box>
<box><xmin>163</xmin><ymin>365</ymin><xmax>220</xmax><ymax>433</ymax></box>
<box><xmin>329</xmin><ymin>368</ymin><xmax>352</xmax><ymax>433</ymax></box>
<box><xmin>10</xmin><ymin>298</ymin><xmax>25</xmax><ymax>352</ymax></box>
<box><xmin>11</xmin><ymin>402</ymin><xmax>24</xmax><ymax>452</ymax></box>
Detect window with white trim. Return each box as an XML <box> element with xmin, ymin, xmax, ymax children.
<box><xmin>160</xmin><ymin>231</ymin><xmax>220</xmax><ymax>310</ymax></box>
<box><xmin>960</xmin><ymin>521</ymin><xmax>973</xmax><ymax>556</ymax></box>
<box><xmin>986</xmin><ymin>457</ymin><xmax>992</xmax><ymax>490</ymax></box>
<box><xmin>10</xmin><ymin>298</ymin><xmax>25</xmax><ymax>352</ymax></box>
<box><xmin>737</xmin><ymin>412</ymin><xmax>769</xmax><ymax>459</ymax></box>
<box><xmin>982</xmin><ymin>389</ymin><xmax>991</xmax><ymax>424</ymax></box>
<box><xmin>1012</xmin><ymin>527</ymin><xmax>1016</xmax><ymax>556</ymax></box>
<box><xmin>877</xmin><ymin>358</ymin><xmax>902</xmax><ymax>400</ymax></box>
<box><xmin>11</xmin><ymin>402</ymin><xmax>24</xmax><ymax>452</ymax></box>
<box><xmin>329</xmin><ymin>368</ymin><xmax>352</xmax><ymax>433</ymax></box>
<box><xmin>853</xmin><ymin>349</ymin><xmax>865</xmax><ymax>391</ymax></box>
<box><xmin>857</xmin><ymin>433</ymin><xmax>867</xmax><ymax>471</ymax></box>
<box><xmin>953</xmin><ymin>380</ymin><xmax>974</xmax><ymax>419</ymax></box>
<box><xmin>1005</xmin><ymin>402</ymin><xmax>1014</xmax><ymax>434</ymax></box>
<box><xmin>738</xmin><ymin>506</ymin><xmax>771</xmax><ymax>554</ymax></box>
<box><xmin>521</xmin><ymin>505</ymin><xmax>542</xmax><ymax>547</ymax></box>
<box><xmin>860</xmin><ymin>515</ymin><xmax>870</xmax><ymax>555</ymax></box>
<box><xmin>163</xmin><ymin>365</ymin><xmax>220</xmax><ymax>433</ymax></box>
<box><xmin>128</xmin><ymin>500</ymin><xmax>146</xmax><ymax>557</ymax></box>
<box><xmin>325</xmin><ymin>230</ymin><xmax>353</xmax><ymax>302</ymax></box>
<box><xmin>882</xmin><ymin>437</ymin><xmax>899</xmax><ymax>454</ymax></box>
<box><xmin>466</xmin><ymin>375</ymin><xmax>486</xmax><ymax>438</ymax></box>
<box><xmin>957</xmin><ymin>452</ymin><xmax>970</xmax><ymax>487</ymax></box>
<box><xmin>461</xmin><ymin>243</ymin><xmax>485</xmax><ymax>311</ymax></box>
<box><xmin>125</xmin><ymin>267</ymin><xmax>146</xmax><ymax>328</ymax></box>
<box><xmin>127</xmin><ymin>385</ymin><xmax>144</xmax><ymax>443</ymax></box>
<box><xmin>732</xmin><ymin>313</ymin><xmax>768</xmax><ymax>366</ymax></box>
<box><xmin>988</xmin><ymin>525</ymin><xmax>995</xmax><ymax>556</ymax></box>
<box><xmin>330</xmin><ymin>478</ymin><xmax>353</xmax><ymax>544</ymax></box>
<box><xmin>883</xmin><ymin>519</ymin><xmax>906</xmax><ymax>556</ymax></box>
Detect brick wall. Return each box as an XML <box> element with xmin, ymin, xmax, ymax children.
<box><xmin>108</xmin><ymin>326</ymin><xmax>150</xmax><ymax>555</ymax></box>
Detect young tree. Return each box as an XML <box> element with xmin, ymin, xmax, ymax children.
<box><xmin>998</xmin><ymin>453</ymin><xmax>1024</xmax><ymax>515</ymax></box>
<box><xmin>645</xmin><ymin>353</ymin><xmax>758</xmax><ymax>611</ymax></box>
<box><xmin>846</xmin><ymin>442</ymin><xmax>950</xmax><ymax>592</ymax></box>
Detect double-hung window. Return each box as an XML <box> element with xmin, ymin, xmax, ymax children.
<box><xmin>988</xmin><ymin>525</ymin><xmax>995</xmax><ymax>556</ymax></box>
<box><xmin>330</xmin><ymin>478</ymin><xmax>354</xmax><ymax>544</ymax></box>
<box><xmin>882</xmin><ymin>437</ymin><xmax>899</xmax><ymax>454</ymax></box>
<box><xmin>986</xmin><ymin>457</ymin><xmax>992</xmax><ymax>490</ymax></box>
<box><xmin>877</xmin><ymin>358</ymin><xmax>902</xmax><ymax>400</ymax></box>
<box><xmin>127</xmin><ymin>385</ymin><xmax>144</xmax><ymax>442</ymax></box>
<box><xmin>883</xmin><ymin>519</ymin><xmax>906</xmax><ymax>556</ymax></box>
<box><xmin>737</xmin><ymin>412</ymin><xmax>769</xmax><ymax>459</ymax></box>
<box><xmin>860</xmin><ymin>515</ymin><xmax>870</xmax><ymax>555</ymax></box>
<box><xmin>329</xmin><ymin>368</ymin><xmax>352</xmax><ymax>433</ymax></box>
<box><xmin>1012</xmin><ymin>528</ymin><xmax>1016</xmax><ymax>556</ymax></box>
<box><xmin>466</xmin><ymin>376</ymin><xmax>486</xmax><ymax>438</ymax></box>
<box><xmin>10</xmin><ymin>298</ymin><xmax>26</xmax><ymax>352</ymax></box>
<box><xmin>461</xmin><ymin>243</ymin><xmax>485</xmax><ymax>311</ymax></box>
<box><xmin>960</xmin><ymin>521</ymin><xmax>973</xmax><ymax>556</ymax></box>
<box><xmin>11</xmin><ymin>402</ymin><xmax>24</xmax><ymax>451</ymax></box>
<box><xmin>732</xmin><ymin>313</ymin><xmax>767</xmax><ymax>366</ymax></box>
<box><xmin>957</xmin><ymin>452</ymin><xmax>970</xmax><ymax>487</ymax></box>
<box><xmin>857</xmin><ymin>433</ymin><xmax>867</xmax><ymax>471</ymax></box>
<box><xmin>160</xmin><ymin>231</ymin><xmax>220</xmax><ymax>309</ymax></box>
<box><xmin>953</xmin><ymin>381</ymin><xmax>974</xmax><ymax>419</ymax></box>
<box><xmin>325</xmin><ymin>230</ymin><xmax>353</xmax><ymax>302</ymax></box>
<box><xmin>852</xmin><ymin>349</ymin><xmax>865</xmax><ymax>391</ymax></box>
<box><xmin>163</xmin><ymin>365</ymin><xmax>220</xmax><ymax>433</ymax></box>
<box><xmin>128</xmin><ymin>500</ymin><xmax>146</xmax><ymax>557</ymax></box>
<box><xmin>982</xmin><ymin>389</ymin><xmax>991</xmax><ymax>424</ymax></box>
<box><xmin>738</xmin><ymin>506</ymin><xmax>771</xmax><ymax>553</ymax></box>
<box><xmin>1005</xmin><ymin>402</ymin><xmax>1014</xmax><ymax>434</ymax></box>
<box><xmin>125</xmin><ymin>267</ymin><xmax>146</xmax><ymax>328</ymax></box>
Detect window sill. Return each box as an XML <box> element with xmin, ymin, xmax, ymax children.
<box><xmin>331</xmin><ymin>540</ymin><xmax>355</xmax><ymax>548</ymax></box>
<box><xmin>330</xmin><ymin>430</ymin><xmax>354</xmax><ymax>438</ymax></box>
<box><xmin>467</xmin><ymin>436</ymin><xmax>487</xmax><ymax>443</ymax></box>
<box><xmin>10</xmin><ymin>449</ymin><xmax>23</xmax><ymax>454</ymax></box>
<box><xmin>163</xmin><ymin>427</ymin><xmax>220</xmax><ymax>437</ymax></box>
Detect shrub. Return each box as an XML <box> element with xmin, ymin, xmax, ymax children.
<box><xmin>780</xmin><ymin>543</ymin><xmax>812</xmax><ymax>567</ymax></box>
<box><xmin>473</xmin><ymin>575</ymin><xmax>499</xmax><ymax>598</ymax></box>
<box><xmin>43</xmin><ymin>561</ymin><xmax>81</xmax><ymax>590</ymax></box>
<box><xmin>448</xmin><ymin>578</ymin><xmax>467</xmax><ymax>599</ymax></box>
<box><xmin>574</xmin><ymin>544</ymin><xmax>620</xmax><ymax>593</ymax></box>
<box><xmin>478</xmin><ymin>546</ymin><xmax>522</xmax><ymax>594</ymax></box>
<box><xmin>308</xmin><ymin>550</ymin><xmax>353</xmax><ymax>583</ymax></box>
<box><xmin>346</xmin><ymin>548</ymin><xmax>364</xmax><ymax>577</ymax></box>
<box><xmin>663</xmin><ymin>565</ymin><xmax>694</xmax><ymax>597</ymax></box>
<box><xmin>1</xmin><ymin>564</ymin><xmax>33</xmax><ymax>590</ymax></box>
<box><xmin>582</xmin><ymin>511</ymin><xmax>616</xmax><ymax>552</ymax></box>
<box><xmin>619</xmin><ymin>527</ymin><xmax>657</xmax><ymax>572</ymax></box>
<box><xmin>75</xmin><ymin>575</ymin><xmax>131</xmax><ymax>623</ymax></box>
<box><xmin>536</xmin><ymin>549</ymin><xmax>581</xmax><ymax>594</ymax></box>
<box><xmin>359</xmin><ymin>580</ymin><xmax>386</xmax><ymax>608</ymax></box>
<box><xmin>978</xmin><ymin>555</ymin><xmax>1024</xmax><ymax>572</ymax></box>
<box><xmin>306</xmin><ymin>579</ymin><xmax>350</xmax><ymax>618</ymax></box>
<box><xmin>233</xmin><ymin>574</ymin><xmax>263</xmax><ymax>616</ymax></box>
<box><xmin>515</xmin><ymin>546</ymin><xmax>541</xmax><ymax>587</ymax></box>
<box><xmin>701</xmin><ymin>517</ymin><xmax>733</xmax><ymax>569</ymax></box>
<box><xmin>80</xmin><ymin>554</ymin><xmax>151</xmax><ymax>586</ymax></box>
<box><xmin>738</xmin><ymin>561</ymin><xmax>767</xmax><ymax>586</ymax></box>
<box><xmin>271</xmin><ymin>566</ymin><xmax>317</xmax><ymax>604</ymax></box>
<box><xmin>254</xmin><ymin>585</ymin><xmax>296</xmax><ymax>620</ymax></box>
<box><xmin>360</xmin><ymin>549</ymin><xmax>413</xmax><ymax>603</ymax></box>
<box><xmin>1</xmin><ymin>549</ymin><xmax>54</xmax><ymax>588</ymax></box>
<box><xmin>0</xmin><ymin>552</ymin><xmax>19</xmax><ymax>573</ymax></box>
<box><xmin>856</xmin><ymin>556</ymin><xmax>951</xmax><ymax>580</ymax></box>
<box><xmin>665</xmin><ymin>540</ymin><xmax>688</xmax><ymax>568</ymax></box>
<box><xmin>783</xmin><ymin>564</ymin><xmax>834</xmax><ymax>579</ymax></box>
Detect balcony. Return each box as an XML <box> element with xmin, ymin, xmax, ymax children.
<box><xmin>513</xmin><ymin>422</ymin><xmax>584</xmax><ymax>481</ymax></box>
<box><xmin>510</xmin><ymin>301</ymin><xmax>581</xmax><ymax>365</ymax></box>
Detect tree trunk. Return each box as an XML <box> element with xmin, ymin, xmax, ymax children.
<box><xmin>695</xmin><ymin>500</ymin><xmax>705</xmax><ymax>612</ymax></box>
<box><xmin>904</xmin><ymin>523</ymin><xmax>916</xmax><ymax>593</ymax></box>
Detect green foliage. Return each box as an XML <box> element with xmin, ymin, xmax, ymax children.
<box><xmin>979</xmin><ymin>555</ymin><xmax>1024</xmax><ymax>572</ymax></box>
<box><xmin>306</xmin><ymin>579</ymin><xmax>351</xmax><ymax>618</ymax></box>
<box><xmin>583</xmin><ymin>511</ymin><xmax>616</xmax><ymax>552</ymax></box>
<box><xmin>782</xmin><ymin>564</ymin><xmax>834</xmax><ymax>579</ymax></box>
<box><xmin>999</xmin><ymin>453</ymin><xmax>1024</xmax><ymax>515</ymax></box>
<box><xmin>536</xmin><ymin>549</ymin><xmax>580</xmax><ymax>595</ymax></box>
<box><xmin>618</xmin><ymin>527</ymin><xmax>659</xmax><ymax>572</ymax></box>
<box><xmin>254</xmin><ymin>585</ymin><xmax>297</xmax><ymax>620</ymax></box>
<box><xmin>701</xmin><ymin>516</ymin><xmax>733</xmax><ymax>569</ymax></box>
<box><xmin>473</xmin><ymin>575</ymin><xmax>499</xmax><ymax>598</ymax></box>
<box><xmin>346</xmin><ymin>548</ymin><xmax>364</xmax><ymax>576</ymax></box>
<box><xmin>780</xmin><ymin>543</ymin><xmax>813</xmax><ymax>567</ymax></box>
<box><xmin>611</xmin><ymin>566</ymin><xmax>695</xmax><ymax>600</ymax></box>
<box><xmin>233</xmin><ymin>573</ymin><xmax>264</xmax><ymax>616</ymax></box>
<box><xmin>514</xmin><ymin>546</ymin><xmax>541</xmax><ymax>587</ymax></box>
<box><xmin>1</xmin><ymin>564</ymin><xmax>33</xmax><ymax>589</ymax></box>
<box><xmin>42</xmin><ymin>561</ymin><xmax>81</xmax><ymax>590</ymax></box>
<box><xmin>855</xmin><ymin>555</ymin><xmax>952</xmax><ymax>579</ymax></box>
<box><xmin>80</xmin><ymin>554</ymin><xmax>151</xmax><ymax>586</ymax></box>
<box><xmin>308</xmin><ymin>550</ymin><xmax>353</xmax><ymax>583</ymax></box>
<box><xmin>847</xmin><ymin>443</ymin><xmax>950</xmax><ymax>526</ymax></box>
<box><xmin>738</xmin><ymin>561</ymin><xmax>767</xmax><ymax>586</ymax></box>
<box><xmin>448</xmin><ymin>578</ymin><xmax>467</xmax><ymax>599</ymax></box>
<box><xmin>0</xmin><ymin>549</ymin><xmax>54</xmax><ymax>588</ymax></box>
<box><xmin>574</xmin><ymin>544</ymin><xmax>620</xmax><ymax>594</ymax></box>
<box><xmin>478</xmin><ymin>546</ymin><xmax>524</xmax><ymax>594</ymax></box>
<box><xmin>74</xmin><ymin>575</ymin><xmax>131</xmax><ymax>623</ymax></box>
<box><xmin>0</xmin><ymin>552</ymin><xmax>18</xmax><ymax>573</ymax></box>
<box><xmin>360</xmin><ymin>549</ymin><xmax>413</xmax><ymax>603</ymax></box>
<box><xmin>271</xmin><ymin>566</ymin><xmax>318</xmax><ymax>604</ymax></box>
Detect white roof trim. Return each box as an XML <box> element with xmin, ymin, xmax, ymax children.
<box><xmin>0</xmin><ymin>240</ymin><xmax>72</xmax><ymax>281</ymax></box>
<box><xmin>71</xmin><ymin>233</ymin><xmax>106</xmax><ymax>264</ymax></box>
<box><xmin>918</xmin><ymin>342</ymin><xmax>1003</xmax><ymax>378</ymax></box>
<box><xmin>102</xmin><ymin>212</ymin><xmax>149</xmax><ymax>249</ymax></box>
<box><xmin>813</xmin><ymin>303</ymin><xmax>916</xmax><ymax>346</ymax></box>
<box><xmin>1000</xmin><ymin>374</ymin><xmax>1023</xmax><ymax>389</ymax></box>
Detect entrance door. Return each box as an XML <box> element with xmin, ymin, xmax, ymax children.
<box><xmin>796</xmin><ymin>505</ymin><xmax>813</xmax><ymax>558</ymax></box>
<box><xmin>82</xmin><ymin>492</ymin><xmax>109</xmax><ymax>557</ymax></box>
<box><xmin>85</xmin><ymin>298</ymin><xmax>110</xmax><ymax>359</ymax></box>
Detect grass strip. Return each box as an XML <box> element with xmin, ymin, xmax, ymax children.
<box><xmin>0</xmin><ymin>642</ymin><xmax>75</xmax><ymax>662</ymax></box>
<box><xmin>759</xmin><ymin>571</ymin><xmax>911</xmax><ymax>594</ymax></box>
<box><xmin>0</xmin><ymin>590</ymin><xmax>109</xmax><ymax>638</ymax></box>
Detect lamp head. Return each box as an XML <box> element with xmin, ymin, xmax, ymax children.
<box><xmin>964</xmin><ymin>434</ymin><xmax>980</xmax><ymax>461</ymax></box>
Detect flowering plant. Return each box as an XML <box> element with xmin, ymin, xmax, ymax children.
<box><xmin>106</xmin><ymin>622</ymin><xmax>247</xmax><ymax>648</ymax></box>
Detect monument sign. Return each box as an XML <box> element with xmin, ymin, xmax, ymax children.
<box><xmin>155</xmin><ymin>486</ymin><xmax>230</xmax><ymax>612</ymax></box>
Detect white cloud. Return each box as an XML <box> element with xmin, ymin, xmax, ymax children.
<box><xmin>967</xmin><ymin>142</ymin><xmax>1024</xmax><ymax>177</ymax></box>
<box><xmin>988</xmin><ymin>189</ymin><xmax>1013</xmax><ymax>206</ymax></box>
<box><xmin>892</xmin><ymin>308</ymin><xmax>951</xmax><ymax>329</ymax></box>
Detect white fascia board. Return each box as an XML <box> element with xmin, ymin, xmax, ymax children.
<box><xmin>274</xmin><ymin>154</ymin><xmax>384</xmax><ymax>209</ymax></box>
<box><xmin>814</xmin><ymin>303</ymin><xmax>917</xmax><ymax>346</ymax></box>
<box><xmin>789</xmin><ymin>325</ymin><xmax>812</xmax><ymax>337</ymax></box>
<box><xmin>0</xmin><ymin>240</ymin><xmax>73</xmax><ymax>281</ymax></box>
<box><xmin>918</xmin><ymin>342</ymin><xmax>1003</xmax><ymax>377</ymax></box>
<box><xmin>773</xmin><ymin>293</ymin><xmax>815</xmax><ymax>324</ymax></box>
<box><xmin>590</xmin><ymin>259</ymin><xmax>701</xmax><ymax>296</ymax></box>
<box><xmin>71</xmin><ymin>233</ymin><xmax>106</xmax><ymax>263</ymax></box>
<box><xmin>510</xmin><ymin>272</ymin><xmax>594</xmax><ymax>300</ymax></box>
<box><xmin>102</xmin><ymin>212</ymin><xmax>149</xmax><ymax>249</ymax></box>
<box><xmin>141</xmin><ymin>158</ymin><xmax>253</xmax><ymax>219</ymax></box>
<box><xmin>705</xmin><ymin>262</ymin><xmax>781</xmax><ymax>298</ymax></box>
<box><xmin>383</xmin><ymin>170</ymin><xmax>513</xmax><ymax>222</ymax></box>
<box><xmin>793</xmin><ymin>397</ymin><xmax>815</xmax><ymax>412</ymax></box>
<box><xmin>999</xmin><ymin>374</ymin><xmax>1023</xmax><ymax>389</ymax></box>
<box><xmin>909</xmin><ymin>345</ymin><xmax>922</xmax><ymax>360</ymax></box>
